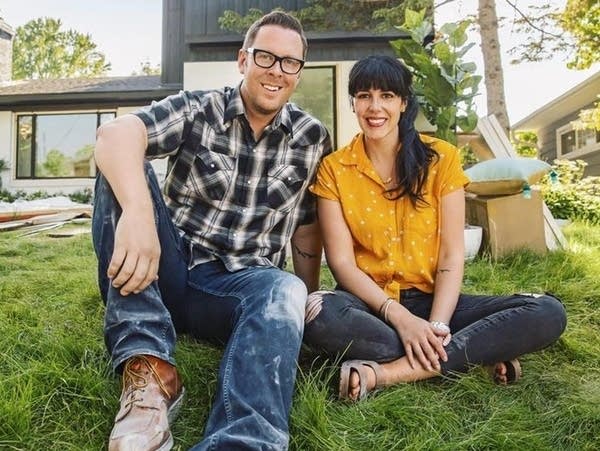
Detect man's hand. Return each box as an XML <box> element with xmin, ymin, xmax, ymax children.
<box><xmin>108</xmin><ymin>209</ymin><xmax>161</xmax><ymax>296</ymax></box>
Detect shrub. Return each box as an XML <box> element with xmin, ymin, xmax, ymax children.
<box><xmin>0</xmin><ymin>188</ymin><xmax>93</xmax><ymax>204</ymax></box>
<box><xmin>69</xmin><ymin>188</ymin><xmax>93</xmax><ymax>204</ymax></box>
<box><xmin>540</xmin><ymin>159</ymin><xmax>600</xmax><ymax>224</ymax></box>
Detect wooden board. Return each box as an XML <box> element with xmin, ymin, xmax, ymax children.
<box><xmin>0</xmin><ymin>208</ymin><xmax>92</xmax><ymax>234</ymax></box>
<box><xmin>0</xmin><ymin>206</ymin><xmax>92</xmax><ymax>223</ymax></box>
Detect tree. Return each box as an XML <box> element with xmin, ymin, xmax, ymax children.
<box><xmin>560</xmin><ymin>0</ymin><xmax>600</xmax><ymax>70</ymax></box>
<box><xmin>506</xmin><ymin>0</ymin><xmax>600</xmax><ymax>131</ymax></box>
<box><xmin>507</xmin><ymin>0</ymin><xmax>599</xmax><ymax>69</ymax></box>
<box><xmin>39</xmin><ymin>149</ymin><xmax>73</xmax><ymax>177</ymax></box>
<box><xmin>131</xmin><ymin>60</ymin><xmax>161</xmax><ymax>76</ymax></box>
<box><xmin>218</xmin><ymin>0</ymin><xmax>433</xmax><ymax>33</ymax></box>
<box><xmin>574</xmin><ymin>99</ymin><xmax>600</xmax><ymax>131</ymax></box>
<box><xmin>12</xmin><ymin>17</ymin><xmax>110</xmax><ymax>80</ymax></box>
<box><xmin>477</xmin><ymin>0</ymin><xmax>509</xmax><ymax>134</ymax></box>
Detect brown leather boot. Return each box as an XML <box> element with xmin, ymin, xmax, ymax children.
<box><xmin>108</xmin><ymin>355</ymin><xmax>185</xmax><ymax>451</ymax></box>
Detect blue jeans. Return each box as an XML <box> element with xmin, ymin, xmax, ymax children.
<box><xmin>303</xmin><ymin>288</ymin><xmax>567</xmax><ymax>373</ymax></box>
<box><xmin>92</xmin><ymin>164</ymin><xmax>307</xmax><ymax>450</ymax></box>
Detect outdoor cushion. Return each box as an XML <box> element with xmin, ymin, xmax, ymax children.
<box><xmin>465</xmin><ymin>158</ymin><xmax>551</xmax><ymax>196</ymax></box>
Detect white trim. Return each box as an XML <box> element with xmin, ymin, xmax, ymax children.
<box><xmin>556</xmin><ymin>122</ymin><xmax>600</xmax><ymax>159</ymax></box>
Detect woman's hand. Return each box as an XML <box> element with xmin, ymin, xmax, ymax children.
<box><xmin>431</xmin><ymin>322</ymin><xmax>452</xmax><ymax>347</ymax></box>
<box><xmin>392</xmin><ymin>313</ymin><xmax>449</xmax><ymax>371</ymax></box>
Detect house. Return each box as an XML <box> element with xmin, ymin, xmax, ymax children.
<box><xmin>512</xmin><ymin>70</ymin><xmax>600</xmax><ymax>176</ymax></box>
<box><xmin>0</xmin><ymin>18</ymin><xmax>178</xmax><ymax>194</ymax></box>
<box><xmin>1</xmin><ymin>1</ymin><xmax>423</xmax><ymax>194</ymax></box>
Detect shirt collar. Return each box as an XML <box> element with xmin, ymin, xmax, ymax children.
<box><xmin>223</xmin><ymin>82</ymin><xmax>294</xmax><ymax>136</ymax></box>
<box><xmin>338</xmin><ymin>133</ymin><xmax>388</xmax><ymax>185</ymax></box>
<box><xmin>338</xmin><ymin>133</ymin><xmax>371</xmax><ymax>172</ymax></box>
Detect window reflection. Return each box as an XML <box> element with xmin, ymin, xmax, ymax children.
<box><xmin>16</xmin><ymin>112</ymin><xmax>115</xmax><ymax>179</ymax></box>
<box><xmin>291</xmin><ymin>66</ymin><xmax>336</xmax><ymax>148</ymax></box>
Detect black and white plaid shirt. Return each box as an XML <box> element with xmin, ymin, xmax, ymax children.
<box><xmin>134</xmin><ymin>85</ymin><xmax>332</xmax><ymax>271</ymax></box>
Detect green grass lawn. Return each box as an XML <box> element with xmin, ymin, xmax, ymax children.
<box><xmin>1</xmin><ymin>222</ymin><xmax>599</xmax><ymax>450</ymax></box>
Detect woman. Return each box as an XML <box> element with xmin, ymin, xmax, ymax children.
<box><xmin>303</xmin><ymin>55</ymin><xmax>567</xmax><ymax>401</ymax></box>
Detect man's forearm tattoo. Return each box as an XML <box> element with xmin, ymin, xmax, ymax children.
<box><xmin>293</xmin><ymin>244</ymin><xmax>318</xmax><ymax>259</ymax></box>
<box><xmin>438</xmin><ymin>268</ymin><xmax>452</xmax><ymax>273</ymax></box>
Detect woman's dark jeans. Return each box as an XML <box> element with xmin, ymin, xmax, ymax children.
<box><xmin>303</xmin><ymin>288</ymin><xmax>567</xmax><ymax>374</ymax></box>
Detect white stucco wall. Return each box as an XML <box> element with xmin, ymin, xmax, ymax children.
<box><xmin>0</xmin><ymin>111</ymin><xmax>11</xmax><ymax>190</ymax></box>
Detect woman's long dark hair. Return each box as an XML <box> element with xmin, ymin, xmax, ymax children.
<box><xmin>348</xmin><ymin>55</ymin><xmax>438</xmax><ymax>207</ymax></box>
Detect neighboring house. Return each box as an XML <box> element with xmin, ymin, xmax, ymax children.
<box><xmin>513</xmin><ymin>70</ymin><xmax>600</xmax><ymax>176</ymax></box>
<box><xmin>1</xmin><ymin>1</ymin><xmax>426</xmax><ymax>194</ymax></box>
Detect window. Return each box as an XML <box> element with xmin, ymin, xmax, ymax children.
<box><xmin>556</xmin><ymin>123</ymin><xmax>600</xmax><ymax>159</ymax></box>
<box><xmin>16</xmin><ymin>111</ymin><xmax>115</xmax><ymax>179</ymax></box>
<box><xmin>290</xmin><ymin>66</ymin><xmax>336</xmax><ymax>148</ymax></box>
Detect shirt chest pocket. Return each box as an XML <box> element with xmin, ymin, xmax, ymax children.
<box><xmin>189</xmin><ymin>149</ymin><xmax>235</xmax><ymax>201</ymax></box>
<box><xmin>266</xmin><ymin>165</ymin><xmax>308</xmax><ymax>212</ymax></box>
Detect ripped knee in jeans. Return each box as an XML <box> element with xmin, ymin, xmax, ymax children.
<box><xmin>305</xmin><ymin>290</ymin><xmax>333</xmax><ymax>324</ymax></box>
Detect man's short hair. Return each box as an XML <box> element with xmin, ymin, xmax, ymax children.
<box><xmin>242</xmin><ymin>11</ymin><xmax>308</xmax><ymax>58</ymax></box>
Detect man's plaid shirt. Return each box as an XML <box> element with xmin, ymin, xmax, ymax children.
<box><xmin>134</xmin><ymin>86</ymin><xmax>332</xmax><ymax>272</ymax></box>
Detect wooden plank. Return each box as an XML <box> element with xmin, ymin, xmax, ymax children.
<box><xmin>0</xmin><ymin>220</ymin><xmax>28</xmax><ymax>232</ymax></box>
<box><xmin>0</xmin><ymin>206</ymin><xmax>92</xmax><ymax>223</ymax></box>
<box><xmin>475</xmin><ymin>115</ymin><xmax>566</xmax><ymax>250</ymax></box>
<box><xmin>47</xmin><ymin>227</ymin><xmax>91</xmax><ymax>238</ymax></box>
<box><xmin>0</xmin><ymin>210</ymin><xmax>91</xmax><ymax>233</ymax></box>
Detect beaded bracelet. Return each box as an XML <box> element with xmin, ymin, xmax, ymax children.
<box><xmin>430</xmin><ymin>320</ymin><xmax>451</xmax><ymax>334</ymax></box>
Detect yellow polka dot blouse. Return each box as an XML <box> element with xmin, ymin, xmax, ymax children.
<box><xmin>310</xmin><ymin>133</ymin><xmax>470</xmax><ymax>299</ymax></box>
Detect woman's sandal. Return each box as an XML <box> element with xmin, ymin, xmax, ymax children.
<box><xmin>489</xmin><ymin>359</ymin><xmax>522</xmax><ymax>385</ymax></box>
<box><xmin>338</xmin><ymin>360</ymin><xmax>384</xmax><ymax>401</ymax></box>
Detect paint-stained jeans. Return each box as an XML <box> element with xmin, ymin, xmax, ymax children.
<box><xmin>92</xmin><ymin>163</ymin><xmax>306</xmax><ymax>450</ymax></box>
<box><xmin>303</xmin><ymin>288</ymin><xmax>567</xmax><ymax>374</ymax></box>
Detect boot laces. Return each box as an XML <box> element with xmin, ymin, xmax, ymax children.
<box><xmin>121</xmin><ymin>356</ymin><xmax>171</xmax><ymax>408</ymax></box>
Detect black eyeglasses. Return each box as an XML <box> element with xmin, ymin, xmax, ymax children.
<box><xmin>246</xmin><ymin>48</ymin><xmax>305</xmax><ymax>75</ymax></box>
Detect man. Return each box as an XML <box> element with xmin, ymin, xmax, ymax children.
<box><xmin>92</xmin><ymin>11</ymin><xmax>331</xmax><ymax>451</ymax></box>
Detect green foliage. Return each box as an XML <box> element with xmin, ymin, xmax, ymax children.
<box><xmin>12</xmin><ymin>17</ymin><xmax>110</xmax><ymax>80</ymax></box>
<box><xmin>0</xmin><ymin>158</ymin><xmax>8</xmax><ymax>190</ymax></box>
<box><xmin>1</xmin><ymin>224</ymin><xmax>599</xmax><ymax>448</ymax></box>
<box><xmin>217</xmin><ymin>0</ymin><xmax>433</xmax><ymax>34</ymax></box>
<box><xmin>131</xmin><ymin>61</ymin><xmax>161</xmax><ymax>76</ymax></box>
<box><xmin>459</xmin><ymin>144</ymin><xmax>478</xmax><ymax>167</ymax></box>
<box><xmin>573</xmin><ymin>100</ymin><xmax>600</xmax><ymax>131</ymax></box>
<box><xmin>512</xmin><ymin>130</ymin><xmax>539</xmax><ymax>158</ymax></box>
<box><xmin>508</xmin><ymin>0</ymin><xmax>599</xmax><ymax>69</ymax></box>
<box><xmin>561</xmin><ymin>0</ymin><xmax>600</xmax><ymax>70</ymax></box>
<box><xmin>68</xmin><ymin>188</ymin><xmax>93</xmax><ymax>204</ymax></box>
<box><xmin>0</xmin><ymin>189</ymin><xmax>93</xmax><ymax>204</ymax></box>
<box><xmin>390</xmin><ymin>9</ymin><xmax>481</xmax><ymax>145</ymax></box>
<box><xmin>541</xmin><ymin>159</ymin><xmax>600</xmax><ymax>224</ymax></box>
<box><xmin>38</xmin><ymin>149</ymin><xmax>73</xmax><ymax>177</ymax></box>
<box><xmin>218</xmin><ymin>8</ymin><xmax>267</xmax><ymax>33</ymax></box>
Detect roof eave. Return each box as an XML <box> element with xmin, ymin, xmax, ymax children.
<box><xmin>0</xmin><ymin>87</ymin><xmax>182</xmax><ymax>110</ymax></box>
